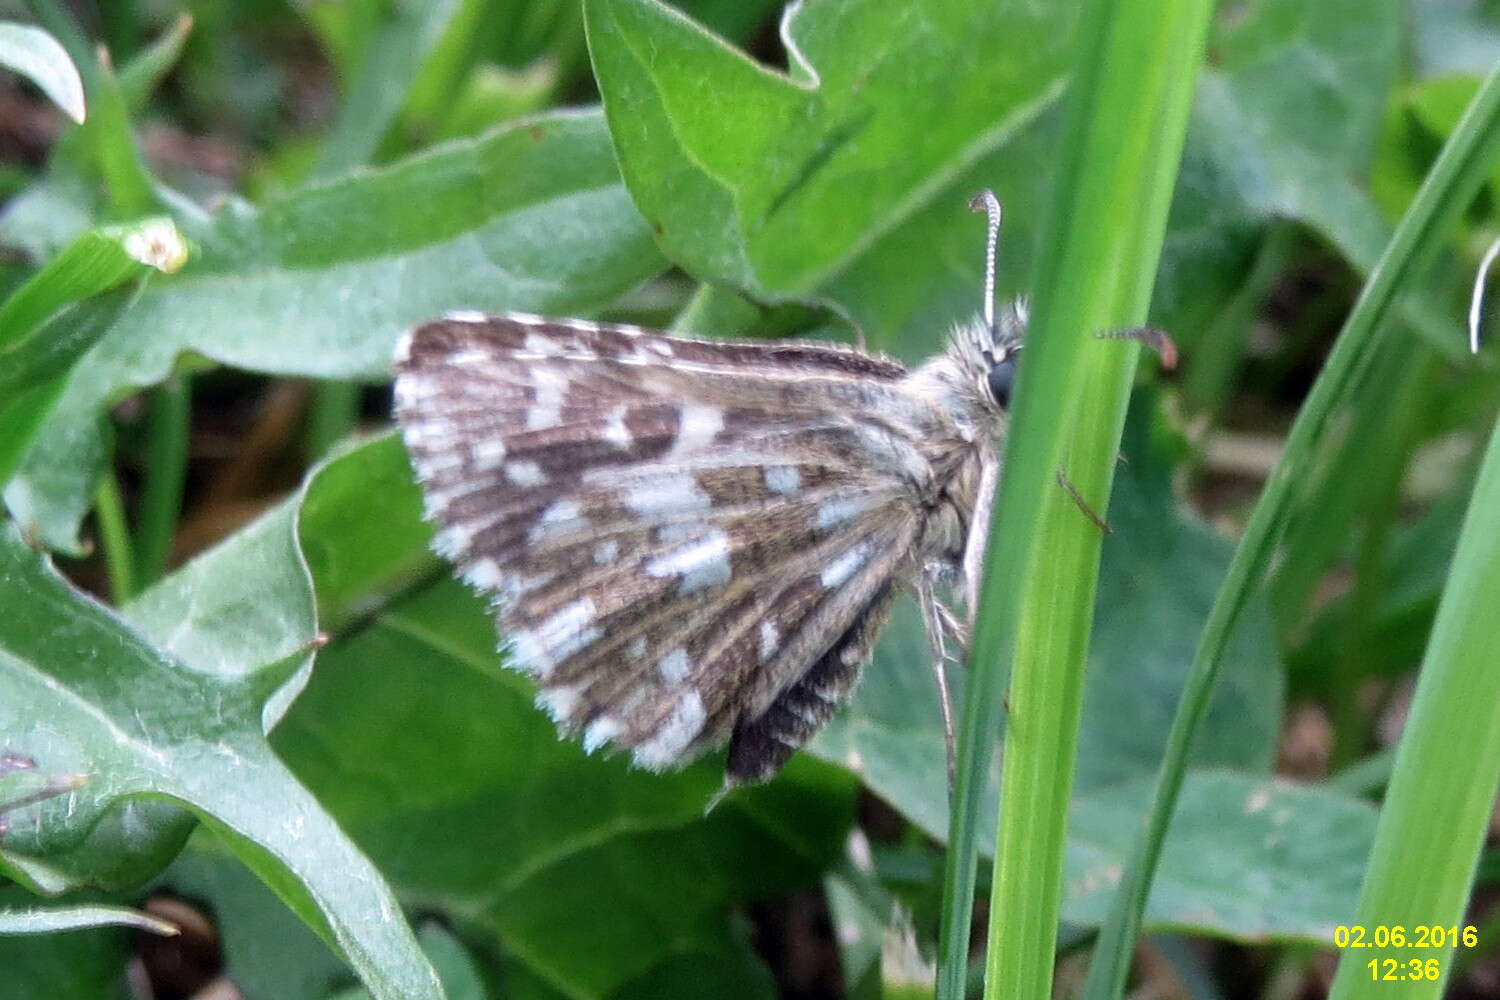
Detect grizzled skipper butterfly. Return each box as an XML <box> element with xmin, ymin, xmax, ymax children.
<box><xmin>393</xmin><ymin>192</ymin><xmax>1025</xmax><ymax>790</ymax></box>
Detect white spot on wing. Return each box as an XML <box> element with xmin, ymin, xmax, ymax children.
<box><xmin>505</xmin><ymin>460</ymin><xmax>546</xmax><ymax>486</ymax></box>
<box><xmin>633</xmin><ymin>690</ymin><xmax>706</xmax><ymax>770</ymax></box>
<box><xmin>393</xmin><ymin>330</ymin><xmax>415</xmax><ymax>364</ymax></box>
<box><xmin>623</xmin><ymin>473</ymin><xmax>710</xmax><ymax>518</ymax></box>
<box><xmin>759</xmin><ymin>621</ymin><xmax>779</xmax><ymax>662</ymax></box>
<box><xmin>529</xmin><ymin>499</ymin><xmax>586</xmax><ymax>544</ymax></box>
<box><xmin>473</xmin><ymin>437</ymin><xmax>507</xmax><ymax>471</ymax></box>
<box><xmin>817</xmin><ymin>495</ymin><xmax>877</xmax><ymax>530</ymax></box>
<box><xmin>417</xmin><ymin>450</ymin><xmax>465</xmax><ymax>476</ymax></box>
<box><xmin>668</xmin><ymin>403</ymin><xmax>723</xmax><ymax>457</ymax></box>
<box><xmin>764</xmin><ymin>466</ymin><xmax>800</xmax><ymax>495</ymax></box>
<box><xmin>603</xmin><ymin>407</ymin><xmax>632</xmax><ymax>448</ymax></box>
<box><xmin>820</xmin><ymin>543</ymin><xmax>869</xmax><ymax>588</ymax></box>
<box><xmin>645</xmin><ymin>530</ymin><xmax>731</xmax><ymax>594</ymax></box>
<box><xmin>443</xmin><ymin>309</ymin><xmax>490</xmax><ymax>323</ymax></box>
<box><xmin>394</xmin><ymin>374</ymin><xmax>436</xmax><ymax>407</ymax></box>
<box><xmin>502</xmin><ymin>311</ymin><xmax>545</xmax><ymax>326</ymax></box>
<box><xmin>526</xmin><ymin>368</ymin><xmax>566</xmax><ymax>429</ymax></box>
<box><xmin>628</xmin><ymin>636</ymin><xmax>647</xmax><ymax>658</ymax></box>
<box><xmin>657</xmin><ymin>648</ymin><xmax>690</xmax><ymax>682</ymax></box>
<box><xmin>446</xmin><ymin>347</ymin><xmax>491</xmax><ymax>366</ymax></box>
<box><xmin>507</xmin><ymin>598</ymin><xmax>599</xmax><ymax>676</ymax></box>
<box><xmin>594</xmin><ymin>540</ymin><xmax>620</xmax><ymax>564</ymax></box>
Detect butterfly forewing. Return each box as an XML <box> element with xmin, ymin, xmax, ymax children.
<box><xmin>393</xmin><ymin>313</ymin><xmax>929</xmax><ymax>781</ymax></box>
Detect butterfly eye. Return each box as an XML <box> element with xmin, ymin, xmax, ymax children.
<box><xmin>986</xmin><ymin>355</ymin><xmax>1016</xmax><ymax>408</ymax></box>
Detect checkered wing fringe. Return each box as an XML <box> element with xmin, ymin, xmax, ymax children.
<box><xmin>394</xmin><ymin>314</ymin><xmax>927</xmax><ymax>783</ymax></box>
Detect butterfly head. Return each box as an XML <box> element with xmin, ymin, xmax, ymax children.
<box><xmin>945</xmin><ymin>301</ymin><xmax>1026</xmax><ymax>419</ymax></box>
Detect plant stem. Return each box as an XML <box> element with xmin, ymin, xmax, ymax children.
<box><xmin>1326</xmin><ymin>407</ymin><xmax>1500</xmax><ymax>999</ymax></box>
<box><xmin>1083</xmin><ymin>56</ymin><xmax>1500</xmax><ymax>1000</ymax></box>
<box><xmin>934</xmin><ymin>0</ymin><xmax>1213</xmax><ymax>996</ymax></box>
<box><xmin>136</xmin><ymin>376</ymin><xmax>189</xmax><ymax>585</ymax></box>
<box><xmin>93</xmin><ymin>467</ymin><xmax>135</xmax><ymax>603</ymax></box>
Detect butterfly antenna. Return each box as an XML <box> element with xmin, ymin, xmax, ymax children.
<box><xmin>1469</xmin><ymin>234</ymin><xmax>1500</xmax><ymax>355</ymax></box>
<box><xmin>968</xmin><ymin>190</ymin><xmax>1003</xmax><ymax>335</ymax></box>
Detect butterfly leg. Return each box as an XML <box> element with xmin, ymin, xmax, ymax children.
<box><xmin>1096</xmin><ymin>326</ymin><xmax>1178</xmax><ymax>370</ymax></box>
<box><xmin>918</xmin><ymin>577</ymin><xmax>959</xmax><ymax>793</ymax></box>
<box><xmin>1056</xmin><ymin>468</ymin><xmax>1111</xmax><ymax>534</ymax></box>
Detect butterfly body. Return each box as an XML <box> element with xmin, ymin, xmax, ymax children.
<box><xmin>393</xmin><ymin>300</ymin><xmax>1024</xmax><ymax>787</ymax></box>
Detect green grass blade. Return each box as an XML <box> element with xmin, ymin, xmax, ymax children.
<box><xmin>934</xmin><ymin>0</ymin><xmax>1213</xmax><ymax>996</ymax></box>
<box><xmin>1081</xmin><ymin>56</ymin><xmax>1500</xmax><ymax>1000</ymax></box>
<box><xmin>25</xmin><ymin>0</ymin><xmax>155</xmax><ymax>216</ymax></box>
<box><xmin>1324</xmin><ymin>403</ymin><xmax>1500</xmax><ymax>996</ymax></box>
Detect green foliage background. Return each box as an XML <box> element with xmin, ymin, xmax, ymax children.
<box><xmin>1</xmin><ymin>1</ymin><xmax>1498</xmax><ymax>998</ymax></box>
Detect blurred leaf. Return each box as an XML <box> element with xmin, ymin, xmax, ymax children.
<box><xmin>162</xmin><ymin>843</ymin><xmax>351</xmax><ymax>1000</ymax></box>
<box><xmin>1064</xmin><ymin>771</ymin><xmax>1376</xmax><ymax>942</ymax></box>
<box><xmin>1289</xmin><ymin>485</ymin><xmax>1470</xmax><ymax>691</ymax></box>
<box><xmin>1412</xmin><ymin>0</ymin><xmax>1500</xmax><ymax>79</ymax></box>
<box><xmin>0</xmin><ymin>21</ymin><xmax>84</xmax><ymax>122</ymax></box>
<box><xmin>585</xmin><ymin>0</ymin><xmax>1075</xmax><ymax>296</ymax></box>
<box><xmin>0</xmin><ymin>518</ymin><xmax>442</xmax><ymax>1000</ymax></box>
<box><xmin>311</xmin><ymin>0</ymin><xmax>466</xmax><ymax>179</ymax></box>
<box><xmin>0</xmin><ymin>378</ymin><xmax>65</xmax><ymax>487</ymax></box>
<box><xmin>330</xmin><ymin>925</ymin><xmax>489</xmax><ymax>1000</ymax></box>
<box><xmin>432</xmin><ymin>61</ymin><xmax>560</xmax><ymax>143</ymax></box>
<box><xmin>6</xmin><ymin>109</ymin><xmax>665</xmax><ymax>554</ymax></box>
<box><xmin>1155</xmin><ymin>0</ymin><xmax>1404</xmax><ymax>341</ymax></box>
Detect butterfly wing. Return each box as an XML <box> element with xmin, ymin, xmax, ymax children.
<box><xmin>394</xmin><ymin>313</ymin><xmax>933</xmax><ymax>779</ymax></box>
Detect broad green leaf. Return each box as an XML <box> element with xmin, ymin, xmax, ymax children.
<box><xmin>0</xmin><ymin>21</ymin><xmax>84</xmax><ymax>123</ymax></box>
<box><xmin>0</xmin><ymin>518</ymin><xmax>443</xmax><ymax>1000</ymax></box>
<box><xmin>1065</xmin><ymin>772</ymin><xmax>1375</xmax><ymax>942</ymax></box>
<box><xmin>585</xmin><ymin>0</ymin><xmax>1075</xmax><ymax>296</ymax></box>
<box><xmin>6</xmin><ymin>108</ymin><xmax>665</xmax><ymax>554</ymax></box>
